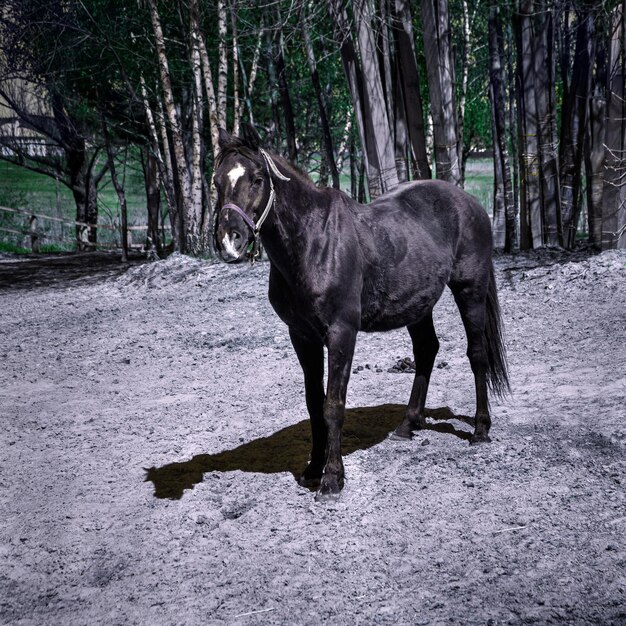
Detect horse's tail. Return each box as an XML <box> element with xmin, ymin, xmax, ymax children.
<box><xmin>484</xmin><ymin>264</ymin><xmax>510</xmax><ymax>399</ymax></box>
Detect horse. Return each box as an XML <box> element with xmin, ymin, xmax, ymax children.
<box><xmin>214</xmin><ymin>124</ymin><xmax>509</xmax><ymax>500</ymax></box>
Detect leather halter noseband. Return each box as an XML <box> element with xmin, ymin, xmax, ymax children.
<box><xmin>219</xmin><ymin>149</ymin><xmax>290</xmax><ymax>257</ymax></box>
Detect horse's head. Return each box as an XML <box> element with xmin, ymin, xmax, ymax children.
<box><xmin>214</xmin><ymin>124</ymin><xmax>277</xmax><ymax>263</ymax></box>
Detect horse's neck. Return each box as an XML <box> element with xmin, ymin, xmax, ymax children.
<box><xmin>261</xmin><ymin>182</ymin><xmax>324</xmax><ymax>280</ymax></box>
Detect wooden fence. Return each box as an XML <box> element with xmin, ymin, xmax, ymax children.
<box><xmin>0</xmin><ymin>205</ymin><xmax>168</xmax><ymax>252</ymax></box>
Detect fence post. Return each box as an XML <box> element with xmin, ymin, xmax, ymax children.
<box><xmin>29</xmin><ymin>215</ymin><xmax>40</xmax><ymax>253</ymax></box>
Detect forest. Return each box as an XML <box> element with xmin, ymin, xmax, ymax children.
<box><xmin>0</xmin><ymin>0</ymin><xmax>625</xmax><ymax>257</ymax></box>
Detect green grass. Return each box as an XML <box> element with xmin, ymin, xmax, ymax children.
<box><xmin>464</xmin><ymin>158</ymin><xmax>494</xmax><ymax>214</ymax></box>
<box><xmin>1</xmin><ymin>155</ymin><xmax>497</xmax><ymax>250</ymax></box>
<box><xmin>0</xmin><ymin>160</ymin><xmax>76</xmax><ymax>212</ymax></box>
<box><xmin>0</xmin><ymin>240</ymin><xmax>31</xmax><ymax>254</ymax></box>
<box><xmin>0</xmin><ymin>159</ymin><xmax>147</xmax><ymax>249</ymax></box>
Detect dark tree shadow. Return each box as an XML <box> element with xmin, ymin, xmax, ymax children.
<box><xmin>145</xmin><ymin>404</ymin><xmax>474</xmax><ymax>499</ymax></box>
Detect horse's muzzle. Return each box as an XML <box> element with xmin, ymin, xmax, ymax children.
<box><xmin>218</xmin><ymin>229</ymin><xmax>250</xmax><ymax>263</ymax></box>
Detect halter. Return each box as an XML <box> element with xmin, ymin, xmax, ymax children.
<box><xmin>219</xmin><ymin>149</ymin><xmax>290</xmax><ymax>260</ymax></box>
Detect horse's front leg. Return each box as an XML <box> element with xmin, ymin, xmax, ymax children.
<box><xmin>289</xmin><ymin>328</ymin><xmax>326</xmax><ymax>487</ymax></box>
<box><xmin>318</xmin><ymin>323</ymin><xmax>357</xmax><ymax>499</ymax></box>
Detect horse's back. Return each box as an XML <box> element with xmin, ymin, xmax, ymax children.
<box><xmin>349</xmin><ymin>179</ymin><xmax>493</xmax><ymax>331</ymax></box>
<box><xmin>354</xmin><ymin>179</ymin><xmax>490</xmax><ymax>263</ymax></box>
<box><xmin>370</xmin><ymin>179</ymin><xmax>488</xmax><ymax>236</ymax></box>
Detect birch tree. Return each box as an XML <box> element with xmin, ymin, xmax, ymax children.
<box><xmin>146</xmin><ymin>0</ymin><xmax>193</xmax><ymax>252</ymax></box>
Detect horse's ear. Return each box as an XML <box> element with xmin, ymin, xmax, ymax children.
<box><xmin>218</xmin><ymin>128</ymin><xmax>232</xmax><ymax>150</ymax></box>
<box><xmin>242</xmin><ymin>123</ymin><xmax>261</xmax><ymax>151</ymax></box>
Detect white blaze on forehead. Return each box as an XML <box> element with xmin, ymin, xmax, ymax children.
<box><xmin>227</xmin><ymin>163</ymin><xmax>246</xmax><ymax>188</ymax></box>
<box><xmin>221</xmin><ymin>234</ymin><xmax>240</xmax><ymax>259</ymax></box>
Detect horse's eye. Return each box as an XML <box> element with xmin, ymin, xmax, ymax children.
<box><xmin>253</xmin><ymin>177</ymin><xmax>263</xmax><ymax>187</ymax></box>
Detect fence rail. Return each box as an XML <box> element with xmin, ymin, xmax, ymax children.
<box><xmin>0</xmin><ymin>205</ymin><xmax>169</xmax><ymax>252</ymax></box>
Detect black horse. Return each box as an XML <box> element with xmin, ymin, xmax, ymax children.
<box><xmin>214</xmin><ymin>125</ymin><xmax>509</xmax><ymax>499</ymax></box>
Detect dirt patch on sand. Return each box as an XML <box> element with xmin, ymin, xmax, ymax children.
<box><xmin>1</xmin><ymin>249</ymin><xmax>625</xmax><ymax>624</ymax></box>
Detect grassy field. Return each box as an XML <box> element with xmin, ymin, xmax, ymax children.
<box><xmin>464</xmin><ymin>158</ymin><xmax>494</xmax><ymax>211</ymax></box>
<box><xmin>0</xmin><ymin>159</ymin><xmax>147</xmax><ymax>251</ymax></box>
<box><xmin>0</xmin><ymin>157</ymin><xmax>496</xmax><ymax>252</ymax></box>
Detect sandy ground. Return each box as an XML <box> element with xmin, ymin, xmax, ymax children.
<box><xmin>1</xmin><ymin>248</ymin><xmax>625</xmax><ymax>625</ymax></box>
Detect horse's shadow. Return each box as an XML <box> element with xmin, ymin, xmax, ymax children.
<box><xmin>145</xmin><ymin>404</ymin><xmax>474</xmax><ymax>499</ymax></box>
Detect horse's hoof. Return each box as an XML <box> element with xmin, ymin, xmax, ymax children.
<box><xmin>389</xmin><ymin>430</ymin><xmax>412</xmax><ymax>441</ymax></box>
<box><xmin>315</xmin><ymin>475</ymin><xmax>344</xmax><ymax>501</ymax></box>
<box><xmin>470</xmin><ymin>433</ymin><xmax>491</xmax><ymax>445</ymax></box>
<box><xmin>315</xmin><ymin>489</ymin><xmax>341</xmax><ymax>503</ymax></box>
<box><xmin>298</xmin><ymin>474</ymin><xmax>321</xmax><ymax>490</ymax></box>
<box><xmin>298</xmin><ymin>463</ymin><xmax>323</xmax><ymax>490</ymax></box>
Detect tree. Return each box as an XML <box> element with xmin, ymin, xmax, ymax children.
<box><xmin>513</xmin><ymin>0</ymin><xmax>563</xmax><ymax>249</ymax></box>
<box><xmin>601</xmin><ymin>0</ymin><xmax>626</xmax><ymax>249</ymax></box>
<box><xmin>420</xmin><ymin>0</ymin><xmax>462</xmax><ymax>185</ymax></box>
<box><xmin>488</xmin><ymin>5</ymin><xmax>517</xmax><ymax>251</ymax></box>
<box><xmin>391</xmin><ymin>0</ymin><xmax>431</xmax><ymax>180</ymax></box>
<box><xmin>3</xmin><ymin>0</ymin><xmax>625</xmax><ymax>256</ymax></box>
<box><xmin>0</xmin><ymin>1</ymin><xmax>109</xmax><ymax>248</ymax></box>
<box><xmin>301</xmin><ymin>3</ymin><xmax>340</xmax><ymax>189</ymax></box>
<box><xmin>559</xmin><ymin>6</ymin><xmax>595</xmax><ymax>249</ymax></box>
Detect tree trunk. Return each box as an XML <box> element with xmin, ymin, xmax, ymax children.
<box><xmin>101</xmin><ymin>114</ymin><xmax>128</xmax><ymax>262</ymax></box>
<box><xmin>420</xmin><ymin>0</ymin><xmax>461</xmax><ymax>185</ymax></box>
<box><xmin>336</xmin><ymin>115</ymin><xmax>353</xmax><ymax>176</ymax></box>
<box><xmin>534</xmin><ymin>3</ymin><xmax>560</xmax><ymax>246</ymax></box>
<box><xmin>142</xmin><ymin>148</ymin><xmax>162</xmax><ymax>255</ymax></box>
<box><xmin>391</xmin><ymin>0</ymin><xmax>431</xmax><ymax>180</ymax></box>
<box><xmin>515</xmin><ymin>0</ymin><xmax>542</xmax><ymax>249</ymax></box>
<box><xmin>141</xmin><ymin>75</ymin><xmax>178</xmax><ymax>250</ymax></box>
<box><xmin>560</xmin><ymin>9</ymin><xmax>594</xmax><ymax>248</ymax></box>
<box><xmin>393</xmin><ymin>67</ymin><xmax>410</xmax><ymax>183</ymax></box>
<box><xmin>353</xmin><ymin>0</ymin><xmax>399</xmax><ymax>197</ymax></box>
<box><xmin>231</xmin><ymin>2</ymin><xmax>241</xmax><ymax>137</ymax></box>
<box><xmin>275</xmin><ymin>22</ymin><xmax>298</xmax><ymax>162</ymax></box>
<box><xmin>585</xmin><ymin>38</ymin><xmax>606</xmax><ymax>248</ymax></box>
<box><xmin>217</xmin><ymin>0</ymin><xmax>228</xmax><ymax>129</ymax></box>
<box><xmin>506</xmin><ymin>20</ymin><xmax>520</xmax><ymax>222</ymax></box>
<box><xmin>378</xmin><ymin>0</ymin><xmax>395</xmax><ymax>133</ymax></box>
<box><xmin>488</xmin><ymin>5</ymin><xmax>517</xmax><ymax>252</ymax></box>
<box><xmin>237</xmin><ymin>24</ymin><xmax>263</xmax><ymax>128</ymax></box>
<box><xmin>156</xmin><ymin>94</ymin><xmax>183</xmax><ymax>251</ymax></box>
<box><xmin>458</xmin><ymin>0</ymin><xmax>470</xmax><ymax>185</ymax></box>
<box><xmin>601</xmin><ymin>0</ymin><xmax>626</xmax><ymax>249</ymax></box>
<box><xmin>48</xmin><ymin>90</ymin><xmax>98</xmax><ymax>249</ymax></box>
<box><xmin>191</xmin><ymin>0</ymin><xmax>220</xmax><ymax>162</ymax></box>
<box><xmin>147</xmin><ymin>0</ymin><xmax>192</xmax><ymax>253</ymax></box>
<box><xmin>350</xmin><ymin>131</ymin><xmax>358</xmax><ymax>199</ymax></box>
<box><xmin>264</xmin><ymin>27</ymin><xmax>282</xmax><ymax>146</ymax></box>
<box><xmin>328</xmin><ymin>0</ymin><xmax>372</xmax><ymax>194</ymax></box>
<box><xmin>189</xmin><ymin>4</ymin><xmax>205</xmax><ymax>254</ymax></box>
<box><xmin>301</xmin><ymin>4</ymin><xmax>340</xmax><ymax>188</ymax></box>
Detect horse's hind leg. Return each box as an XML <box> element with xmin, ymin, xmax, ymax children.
<box><xmin>449</xmin><ymin>281</ymin><xmax>491</xmax><ymax>443</ymax></box>
<box><xmin>394</xmin><ymin>314</ymin><xmax>439</xmax><ymax>439</ymax></box>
